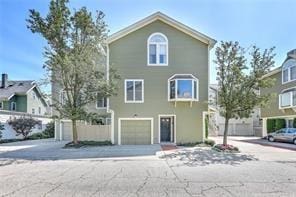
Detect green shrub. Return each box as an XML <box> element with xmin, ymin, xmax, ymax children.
<box><xmin>42</xmin><ymin>121</ymin><xmax>54</xmax><ymax>138</ymax></box>
<box><xmin>204</xmin><ymin>139</ymin><xmax>215</xmax><ymax>146</ymax></box>
<box><xmin>27</xmin><ymin>132</ymin><xmax>48</xmax><ymax>140</ymax></box>
<box><xmin>275</xmin><ymin>119</ymin><xmax>286</xmax><ymax>130</ymax></box>
<box><xmin>267</xmin><ymin>118</ymin><xmax>286</xmax><ymax>133</ymax></box>
<box><xmin>8</xmin><ymin>116</ymin><xmax>41</xmax><ymax>139</ymax></box>
<box><xmin>205</xmin><ymin>115</ymin><xmax>209</xmax><ymax>138</ymax></box>
<box><xmin>64</xmin><ymin>140</ymin><xmax>112</xmax><ymax>148</ymax></box>
<box><xmin>0</xmin><ymin>139</ymin><xmax>24</xmax><ymax>144</ymax></box>
<box><xmin>177</xmin><ymin>142</ymin><xmax>202</xmax><ymax>147</ymax></box>
<box><xmin>267</xmin><ymin>119</ymin><xmax>276</xmax><ymax>133</ymax></box>
<box><xmin>0</xmin><ymin>123</ymin><xmax>4</xmax><ymax>139</ymax></box>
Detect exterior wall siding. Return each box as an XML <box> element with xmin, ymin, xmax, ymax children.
<box><xmin>5</xmin><ymin>95</ymin><xmax>27</xmax><ymax>112</ymax></box>
<box><xmin>26</xmin><ymin>88</ymin><xmax>47</xmax><ymax>115</ymax></box>
<box><xmin>109</xmin><ymin>20</ymin><xmax>209</xmax><ymax>144</ymax></box>
<box><xmin>261</xmin><ymin>71</ymin><xmax>296</xmax><ymax>118</ymax></box>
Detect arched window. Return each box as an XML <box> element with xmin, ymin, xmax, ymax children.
<box><xmin>282</xmin><ymin>59</ymin><xmax>296</xmax><ymax>83</ymax></box>
<box><xmin>147</xmin><ymin>33</ymin><xmax>168</xmax><ymax>66</ymax></box>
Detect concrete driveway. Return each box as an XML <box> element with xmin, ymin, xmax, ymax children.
<box><xmin>0</xmin><ymin>138</ymin><xmax>295</xmax><ymax>197</ymax></box>
<box><xmin>225</xmin><ymin>136</ymin><xmax>296</xmax><ymax>151</ymax></box>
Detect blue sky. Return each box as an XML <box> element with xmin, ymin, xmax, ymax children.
<box><xmin>0</xmin><ymin>0</ymin><xmax>295</xmax><ymax>85</ymax></box>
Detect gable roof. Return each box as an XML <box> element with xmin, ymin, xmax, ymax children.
<box><xmin>0</xmin><ymin>80</ymin><xmax>35</xmax><ymax>101</ymax></box>
<box><xmin>107</xmin><ymin>12</ymin><xmax>216</xmax><ymax>48</ymax></box>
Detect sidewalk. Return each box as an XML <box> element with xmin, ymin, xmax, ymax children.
<box><xmin>212</xmin><ymin>136</ymin><xmax>296</xmax><ymax>151</ymax></box>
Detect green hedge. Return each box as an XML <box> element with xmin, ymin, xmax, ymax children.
<box><xmin>267</xmin><ymin>118</ymin><xmax>286</xmax><ymax>133</ymax></box>
<box><xmin>275</xmin><ymin>119</ymin><xmax>286</xmax><ymax>130</ymax></box>
<box><xmin>205</xmin><ymin>115</ymin><xmax>209</xmax><ymax>138</ymax></box>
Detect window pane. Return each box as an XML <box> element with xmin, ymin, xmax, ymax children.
<box><xmin>170</xmin><ymin>80</ymin><xmax>175</xmax><ymax>99</ymax></box>
<box><xmin>177</xmin><ymin>80</ymin><xmax>192</xmax><ymax>98</ymax></box>
<box><xmin>103</xmin><ymin>97</ymin><xmax>107</xmax><ymax>107</ymax></box>
<box><xmin>135</xmin><ymin>81</ymin><xmax>142</xmax><ymax>101</ymax></box>
<box><xmin>290</xmin><ymin>66</ymin><xmax>296</xmax><ymax>80</ymax></box>
<box><xmin>149</xmin><ymin>44</ymin><xmax>156</xmax><ymax>64</ymax></box>
<box><xmin>159</xmin><ymin>44</ymin><xmax>167</xmax><ymax>64</ymax></box>
<box><xmin>283</xmin><ymin>69</ymin><xmax>289</xmax><ymax>82</ymax></box>
<box><xmin>281</xmin><ymin>92</ymin><xmax>291</xmax><ymax>107</ymax></box>
<box><xmin>194</xmin><ymin>80</ymin><xmax>197</xmax><ymax>99</ymax></box>
<box><xmin>150</xmin><ymin>35</ymin><xmax>166</xmax><ymax>42</ymax></box>
<box><xmin>126</xmin><ymin>81</ymin><xmax>134</xmax><ymax>101</ymax></box>
<box><xmin>97</xmin><ymin>96</ymin><xmax>106</xmax><ymax>108</ymax></box>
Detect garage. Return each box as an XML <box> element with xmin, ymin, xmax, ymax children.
<box><xmin>119</xmin><ymin>118</ymin><xmax>153</xmax><ymax>145</ymax></box>
<box><xmin>218</xmin><ymin>123</ymin><xmax>253</xmax><ymax>136</ymax></box>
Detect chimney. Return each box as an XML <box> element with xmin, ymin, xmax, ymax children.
<box><xmin>1</xmin><ymin>73</ymin><xmax>8</xmax><ymax>88</ymax></box>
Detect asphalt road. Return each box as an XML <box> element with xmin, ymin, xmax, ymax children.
<box><xmin>0</xmin><ymin>138</ymin><xmax>295</xmax><ymax>197</ymax></box>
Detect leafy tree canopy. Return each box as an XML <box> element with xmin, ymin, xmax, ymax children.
<box><xmin>215</xmin><ymin>41</ymin><xmax>275</xmax><ymax>145</ymax></box>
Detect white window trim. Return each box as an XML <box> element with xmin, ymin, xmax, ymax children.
<box><xmin>118</xmin><ymin>117</ymin><xmax>153</xmax><ymax>145</ymax></box>
<box><xmin>124</xmin><ymin>79</ymin><xmax>144</xmax><ymax>103</ymax></box>
<box><xmin>282</xmin><ymin>60</ymin><xmax>296</xmax><ymax>84</ymax></box>
<box><xmin>167</xmin><ymin>74</ymin><xmax>199</xmax><ymax>102</ymax></box>
<box><xmin>11</xmin><ymin>102</ymin><xmax>16</xmax><ymax>111</ymax></box>
<box><xmin>96</xmin><ymin>97</ymin><xmax>107</xmax><ymax>109</ymax></box>
<box><xmin>279</xmin><ymin>86</ymin><xmax>296</xmax><ymax>109</ymax></box>
<box><xmin>147</xmin><ymin>32</ymin><xmax>168</xmax><ymax>66</ymax></box>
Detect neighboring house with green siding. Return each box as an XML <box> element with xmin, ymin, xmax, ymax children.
<box><xmin>0</xmin><ymin>73</ymin><xmax>48</xmax><ymax>115</ymax></box>
<box><xmin>261</xmin><ymin>49</ymin><xmax>296</xmax><ymax>136</ymax></box>
<box><xmin>54</xmin><ymin>12</ymin><xmax>216</xmax><ymax>144</ymax></box>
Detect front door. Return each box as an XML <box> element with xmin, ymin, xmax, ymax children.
<box><xmin>161</xmin><ymin>117</ymin><xmax>171</xmax><ymax>142</ymax></box>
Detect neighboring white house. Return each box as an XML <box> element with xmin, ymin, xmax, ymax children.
<box><xmin>209</xmin><ymin>84</ymin><xmax>262</xmax><ymax>136</ymax></box>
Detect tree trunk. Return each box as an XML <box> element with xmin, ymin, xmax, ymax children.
<box><xmin>72</xmin><ymin>120</ymin><xmax>78</xmax><ymax>144</ymax></box>
<box><xmin>223</xmin><ymin>117</ymin><xmax>229</xmax><ymax>145</ymax></box>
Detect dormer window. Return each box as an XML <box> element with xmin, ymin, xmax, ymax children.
<box><xmin>282</xmin><ymin>59</ymin><xmax>296</xmax><ymax>84</ymax></box>
<box><xmin>168</xmin><ymin>74</ymin><xmax>199</xmax><ymax>101</ymax></box>
<box><xmin>147</xmin><ymin>33</ymin><xmax>168</xmax><ymax>66</ymax></box>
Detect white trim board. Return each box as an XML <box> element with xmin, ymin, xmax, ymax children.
<box><xmin>107</xmin><ymin>12</ymin><xmax>216</xmax><ymax>48</ymax></box>
<box><xmin>158</xmin><ymin>114</ymin><xmax>176</xmax><ymax>144</ymax></box>
<box><xmin>118</xmin><ymin>117</ymin><xmax>154</xmax><ymax>145</ymax></box>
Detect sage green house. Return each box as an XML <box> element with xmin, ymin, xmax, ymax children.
<box><xmin>261</xmin><ymin>49</ymin><xmax>296</xmax><ymax>136</ymax></box>
<box><xmin>54</xmin><ymin>12</ymin><xmax>216</xmax><ymax>144</ymax></box>
<box><xmin>107</xmin><ymin>12</ymin><xmax>216</xmax><ymax>144</ymax></box>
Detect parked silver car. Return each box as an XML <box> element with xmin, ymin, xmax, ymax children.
<box><xmin>268</xmin><ymin>128</ymin><xmax>296</xmax><ymax>144</ymax></box>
